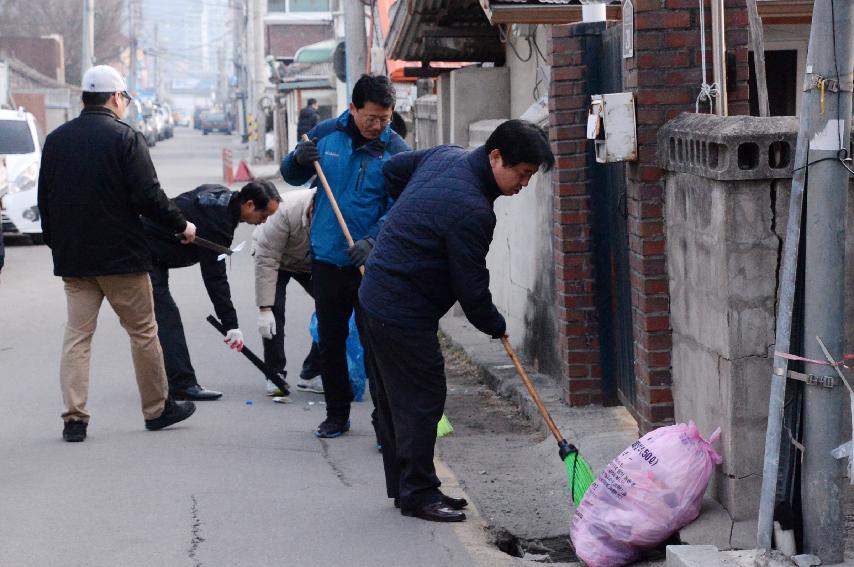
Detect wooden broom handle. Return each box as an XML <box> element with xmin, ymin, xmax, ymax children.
<box><xmin>501</xmin><ymin>336</ymin><xmax>564</xmax><ymax>444</ymax></box>
<box><xmin>302</xmin><ymin>134</ymin><xmax>365</xmax><ymax>275</ymax></box>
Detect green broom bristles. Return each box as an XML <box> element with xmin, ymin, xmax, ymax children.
<box><xmin>437</xmin><ymin>414</ymin><xmax>454</xmax><ymax>438</ymax></box>
<box><xmin>563</xmin><ymin>449</ymin><xmax>596</xmax><ymax>506</ymax></box>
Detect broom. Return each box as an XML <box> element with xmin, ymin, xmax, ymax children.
<box><xmin>500</xmin><ymin>337</ymin><xmax>595</xmax><ymax>506</ymax></box>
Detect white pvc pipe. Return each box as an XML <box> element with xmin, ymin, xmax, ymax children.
<box><xmin>582</xmin><ymin>4</ymin><xmax>606</xmax><ymax>22</ymax></box>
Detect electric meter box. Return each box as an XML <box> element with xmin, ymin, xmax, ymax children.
<box><xmin>587</xmin><ymin>92</ymin><xmax>638</xmax><ymax>163</ymax></box>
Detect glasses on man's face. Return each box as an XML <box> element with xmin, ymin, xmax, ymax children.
<box><xmin>360</xmin><ymin>113</ymin><xmax>391</xmax><ymax>127</ymax></box>
<box><xmin>118</xmin><ymin>91</ymin><xmax>132</xmax><ymax>104</ymax></box>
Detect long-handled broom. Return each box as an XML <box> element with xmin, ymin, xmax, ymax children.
<box><xmin>500</xmin><ymin>337</ymin><xmax>595</xmax><ymax>506</ymax></box>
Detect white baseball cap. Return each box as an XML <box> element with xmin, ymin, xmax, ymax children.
<box><xmin>81</xmin><ymin>65</ymin><xmax>128</xmax><ymax>93</ymax></box>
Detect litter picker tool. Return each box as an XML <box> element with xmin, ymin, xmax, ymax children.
<box><xmin>193</xmin><ymin>237</ymin><xmax>246</xmax><ymax>262</ymax></box>
<box><xmin>206</xmin><ymin>315</ymin><xmax>289</xmax><ymax>394</ymax></box>
<box><xmin>302</xmin><ymin>133</ymin><xmax>364</xmax><ymax>275</ymax></box>
<box><xmin>500</xmin><ymin>336</ymin><xmax>595</xmax><ymax>506</ymax></box>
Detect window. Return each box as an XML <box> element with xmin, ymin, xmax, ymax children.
<box><xmin>289</xmin><ymin>0</ymin><xmax>329</xmax><ymax>11</ymax></box>
<box><xmin>268</xmin><ymin>0</ymin><xmax>329</xmax><ymax>12</ymax></box>
<box><xmin>0</xmin><ymin>120</ymin><xmax>35</xmax><ymax>154</ymax></box>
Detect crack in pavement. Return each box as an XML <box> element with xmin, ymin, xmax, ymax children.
<box><xmin>189</xmin><ymin>495</ymin><xmax>205</xmax><ymax>567</ymax></box>
<box><xmin>319</xmin><ymin>438</ymin><xmax>351</xmax><ymax>487</ymax></box>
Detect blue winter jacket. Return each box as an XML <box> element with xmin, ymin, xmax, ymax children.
<box><xmin>280</xmin><ymin>110</ymin><xmax>409</xmax><ymax>267</ymax></box>
<box><xmin>359</xmin><ymin>145</ymin><xmax>507</xmax><ymax>338</ymax></box>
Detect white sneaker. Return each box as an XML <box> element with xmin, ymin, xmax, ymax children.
<box><xmin>296</xmin><ymin>376</ymin><xmax>324</xmax><ymax>394</ymax></box>
<box><xmin>266</xmin><ymin>380</ymin><xmax>286</xmax><ymax>397</ymax></box>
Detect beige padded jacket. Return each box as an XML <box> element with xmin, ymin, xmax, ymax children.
<box><xmin>252</xmin><ymin>188</ymin><xmax>315</xmax><ymax>307</ymax></box>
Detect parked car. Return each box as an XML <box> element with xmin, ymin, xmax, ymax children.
<box><xmin>159</xmin><ymin>103</ymin><xmax>175</xmax><ymax>137</ymax></box>
<box><xmin>124</xmin><ymin>99</ymin><xmax>157</xmax><ymax>147</ymax></box>
<box><xmin>201</xmin><ymin>112</ymin><xmax>232</xmax><ymax>135</ymax></box>
<box><xmin>193</xmin><ymin>106</ymin><xmax>207</xmax><ymax>130</ymax></box>
<box><xmin>0</xmin><ymin>108</ymin><xmax>43</xmax><ymax>244</ymax></box>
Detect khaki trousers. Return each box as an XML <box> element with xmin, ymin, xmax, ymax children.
<box><xmin>60</xmin><ymin>273</ymin><xmax>168</xmax><ymax>422</ymax></box>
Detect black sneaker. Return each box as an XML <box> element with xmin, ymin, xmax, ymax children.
<box><xmin>62</xmin><ymin>420</ymin><xmax>87</xmax><ymax>442</ymax></box>
<box><xmin>145</xmin><ymin>399</ymin><xmax>196</xmax><ymax>431</ymax></box>
<box><xmin>315</xmin><ymin>416</ymin><xmax>350</xmax><ymax>438</ymax></box>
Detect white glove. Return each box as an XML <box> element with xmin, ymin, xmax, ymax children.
<box><xmin>258</xmin><ymin>310</ymin><xmax>276</xmax><ymax>340</ymax></box>
<box><xmin>224</xmin><ymin>328</ymin><xmax>244</xmax><ymax>351</ymax></box>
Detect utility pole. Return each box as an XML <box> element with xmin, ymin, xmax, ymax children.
<box><xmin>800</xmin><ymin>0</ymin><xmax>853</xmax><ymax>561</ymax></box>
<box><xmin>153</xmin><ymin>23</ymin><xmax>160</xmax><ymax>98</ymax></box>
<box><xmin>128</xmin><ymin>0</ymin><xmax>137</xmax><ymax>95</ymax></box>
<box><xmin>343</xmin><ymin>0</ymin><xmax>367</xmax><ymax>98</ymax></box>
<box><xmin>251</xmin><ymin>0</ymin><xmax>266</xmax><ymax>161</ymax></box>
<box><xmin>81</xmin><ymin>0</ymin><xmax>95</xmax><ymax>82</ymax></box>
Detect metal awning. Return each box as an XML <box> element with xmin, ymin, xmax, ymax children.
<box><xmin>479</xmin><ymin>0</ymin><xmax>621</xmax><ymax>24</ymax></box>
<box><xmin>293</xmin><ymin>39</ymin><xmax>344</xmax><ymax>64</ymax></box>
<box><xmin>386</xmin><ymin>0</ymin><xmax>505</xmax><ymax>64</ymax></box>
<box><xmin>277</xmin><ymin>78</ymin><xmax>333</xmax><ymax>92</ymax></box>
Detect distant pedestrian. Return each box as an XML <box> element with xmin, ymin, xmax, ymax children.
<box><xmin>252</xmin><ymin>188</ymin><xmax>322</xmax><ymax>396</ymax></box>
<box><xmin>359</xmin><ymin>119</ymin><xmax>555</xmax><ymax>522</ymax></box>
<box><xmin>280</xmin><ymin>74</ymin><xmax>409</xmax><ymax>439</ymax></box>
<box><xmin>296</xmin><ymin>98</ymin><xmax>320</xmax><ymax>140</ymax></box>
<box><xmin>37</xmin><ymin>65</ymin><xmax>198</xmax><ymax>442</ymax></box>
<box><xmin>142</xmin><ymin>181</ymin><xmax>281</xmax><ymax>401</ymax></box>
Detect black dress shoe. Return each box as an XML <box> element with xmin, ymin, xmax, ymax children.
<box><xmin>145</xmin><ymin>399</ymin><xmax>196</xmax><ymax>431</ymax></box>
<box><xmin>401</xmin><ymin>501</ymin><xmax>466</xmax><ymax>522</ymax></box>
<box><xmin>172</xmin><ymin>384</ymin><xmax>222</xmax><ymax>401</ymax></box>
<box><xmin>394</xmin><ymin>494</ymin><xmax>467</xmax><ymax>510</ymax></box>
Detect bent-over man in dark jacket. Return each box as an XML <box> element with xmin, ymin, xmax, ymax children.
<box><xmin>38</xmin><ymin>65</ymin><xmax>198</xmax><ymax>442</ymax></box>
<box><xmin>359</xmin><ymin>120</ymin><xmax>555</xmax><ymax>522</ymax></box>
<box><xmin>143</xmin><ymin>181</ymin><xmax>281</xmax><ymax>400</ymax></box>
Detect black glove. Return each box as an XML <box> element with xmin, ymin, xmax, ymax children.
<box><xmin>347</xmin><ymin>239</ymin><xmax>373</xmax><ymax>267</ymax></box>
<box><xmin>294</xmin><ymin>137</ymin><xmax>320</xmax><ymax>166</ymax></box>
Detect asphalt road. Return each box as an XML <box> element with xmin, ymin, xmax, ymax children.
<box><xmin>0</xmin><ymin>127</ymin><xmax>518</xmax><ymax>567</ymax></box>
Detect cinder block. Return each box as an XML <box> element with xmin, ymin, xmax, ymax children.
<box><xmin>666</xmin><ymin>545</ymin><xmax>722</xmax><ymax>567</ymax></box>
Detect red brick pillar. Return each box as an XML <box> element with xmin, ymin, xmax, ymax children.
<box><xmin>625</xmin><ymin>0</ymin><xmax>749</xmax><ymax>432</ymax></box>
<box><xmin>549</xmin><ymin>22</ymin><xmax>608</xmax><ymax>406</ymax></box>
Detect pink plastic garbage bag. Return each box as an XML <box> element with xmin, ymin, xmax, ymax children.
<box><xmin>570</xmin><ymin>421</ymin><xmax>722</xmax><ymax>567</ymax></box>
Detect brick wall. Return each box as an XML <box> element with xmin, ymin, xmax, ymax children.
<box><xmin>548</xmin><ymin>23</ymin><xmax>606</xmax><ymax>407</ymax></box>
<box><xmin>624</xmin><ymin>0</ymin><xmax>749</xmax><ymax>432</ymax></box>
<box><xmin>267</xmin><ymin>23</ymin><xmax>334</xmax><ymax>59</ymax></box>
<box><xmin>548</xmin><ymin>2</ymin><xmax>749</xmax><ymax>431</ymax></box>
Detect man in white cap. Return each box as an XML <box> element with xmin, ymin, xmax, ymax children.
<box><xmin>37</xmin><ymin>65</ymin><xmax>198</xmax><ymax>442</ymax></box>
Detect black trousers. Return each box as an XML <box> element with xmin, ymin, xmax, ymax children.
<box><xmin>311</xmin><ymin>260</ymin><xmax>376</xmax><ymax>422</ymax></box>
<box><xmin>262</xmin><ymin>270</ymin><xmax>322</xmax><ymax>380</ymax></box>
<box><xmin>149</xmin><ymin>264</ymin><xmax>197</xmax><ymax>393</ymax></box>
<box><xmin>362</xmin><ymin>313</ymin><xmax>446</xmax><ymax>509</ymax></box>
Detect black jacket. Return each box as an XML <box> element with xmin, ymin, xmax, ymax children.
<box><xmin>37</xmin><ymin>107</ymin><xmax>186</xmax><ymax>277</ymax></box>
<box><xmin>359</xmin><ymin>145</ymin><xmax>506</xmax><ymax>338</ymax></box>
<box><xmin>143</xmin><ymin>184</ymin><xmax>241</xmax><ymax>329</ymax></box>
<box><xmin>296</xmin><ymin>105</ymin><xmax>319</xmax><ymax>140</ymax></box>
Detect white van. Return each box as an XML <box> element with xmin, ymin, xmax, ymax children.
<box><xmin>0</xmin><ymin>108</ymin><xmax>43</xmax><ymax>244</ymax></box>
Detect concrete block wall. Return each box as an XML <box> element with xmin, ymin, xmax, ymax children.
<box><xmin>448</xmin><ymin>66</ymin><xmax>510</xmax><ymax>148</ymax></box>
<box><xmin>666</xmin><ymin>174</ymin><xmax>777</xmax><ymax>520</ymax></box>
<box><xmin>622</xmin><ymin>0</ymin><xmax>750</xmax><ymax>432</ymax></box>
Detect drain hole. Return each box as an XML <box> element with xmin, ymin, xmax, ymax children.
<box><xmin>493</xmin><ymin>529</ymin><xmax>578</xmax><ymax>563</ymax></box>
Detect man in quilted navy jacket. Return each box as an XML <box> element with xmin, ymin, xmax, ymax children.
<box><xmin>359</xmin><ymin>120</ymin><xmax>554</xmax><ymax>522</ymax></box>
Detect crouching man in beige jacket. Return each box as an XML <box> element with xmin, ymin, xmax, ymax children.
<box><xmin>253</xmin><ymin>188</ymin><xmax>323</xmax><ymax>395</ymax></box>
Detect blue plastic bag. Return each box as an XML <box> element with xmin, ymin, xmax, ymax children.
<box><xmin>309</xmin><ymin>311</ymin><xmax>367</xmax><ymax>401</ymax></box>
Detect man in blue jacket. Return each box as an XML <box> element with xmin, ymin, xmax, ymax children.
<box><xmin>280</xmin><ymin>74</ymin><xmax>409</xmax><ymax>438</ymax></box>
<box><xmin>359</xmin><ymin>120</ymin><xmax>554</xmax><ymax>522</ymax></box>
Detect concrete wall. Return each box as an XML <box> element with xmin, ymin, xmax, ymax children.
<box><xmin>666</xmin><ymin>172</ymin><xmax>854</xmax><ymax>522</ymax></box>
<box><xmin>666</xmin><ymin>173</ymin><xmax>776</xmax><ymax>521</ymax></box>
<box><xmin>468</xmin><ymin>117</ymin><xmax>560</xmax><ymax>377</ymax></box>
<box><xmin>506</xmin><ymin>25</ymin><xmax>549</xmax><ymax>119</ymax></box>
<box><xmin>449</xmin><ymin>66</ymin><xmax>510</xmax><ymax>148</ymax></box>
